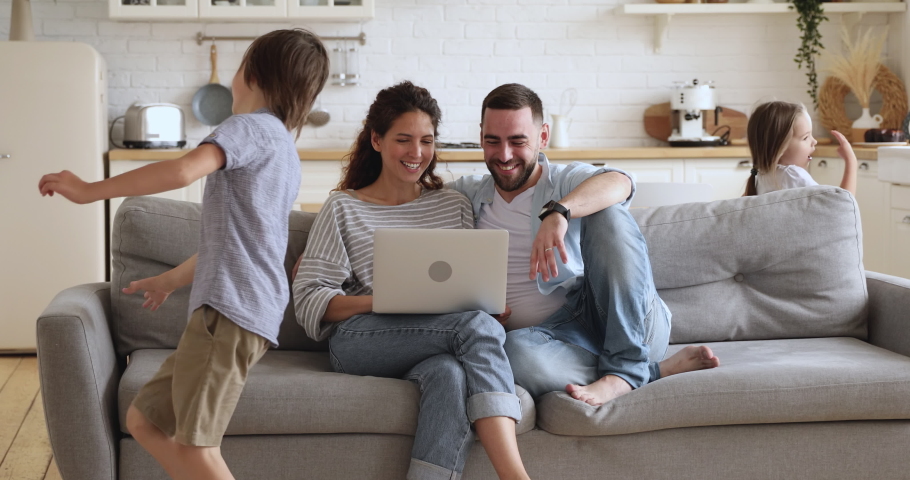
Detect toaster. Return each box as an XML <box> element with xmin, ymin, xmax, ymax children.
<box><xmin>123</xmin><ymin>103</ymin><xmax>186</xmax><ymax>149</ymax></box>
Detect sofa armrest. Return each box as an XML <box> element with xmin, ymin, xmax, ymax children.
<box><xmin>37</xmin><ymin>283</ymin><xmax>120</xmax><ymax>480</ymax></box>
<box><xmin>866</xmin><ymin>271</ymin><xmax>910</xmax><ymax>358</ymax></box>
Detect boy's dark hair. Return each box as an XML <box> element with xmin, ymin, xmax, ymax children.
<box><xmin>480</xmin><ymin>83</ymin><xmax>544</xmax><ymax>126</ymax></box>
<box><xmin>241</xmin><ymin>28</ymin><xmax>329</xmax><ymax>139</ymax></box>
<box><xmin>744</xmin><ymin>101</ymin><xmax>805</xmax><ymax>196</ymax></box>
<box><xmin>338</xmin><ymin>81</ymin><xmax>444</xmax><ymax>192</ymax></box>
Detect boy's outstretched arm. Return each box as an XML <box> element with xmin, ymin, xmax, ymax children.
<box><xmin>831</xmin><ymin>130</ymin><xmax>857</xmax><ymax>195</ymax></box>
<box><xmin>38</xmin><ymin>144</ymin><xmax>226</xmax><ymax>204</ymax></box>
<box><xmin>122</xmin><ymin>254</ymin><xmax>198</xmax><ymax>311</ymax></box>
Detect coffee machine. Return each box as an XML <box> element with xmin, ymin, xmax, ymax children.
<box><xmin>668</xmin><ymin>79</ymin><xmax>724</xmax><ymax>147</ymax></box>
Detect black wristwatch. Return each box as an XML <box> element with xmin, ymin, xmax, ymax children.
<box><xmin>538</xmin><ymin>200</ymin><xmax>571</xmax><ymax>222</ymax></box>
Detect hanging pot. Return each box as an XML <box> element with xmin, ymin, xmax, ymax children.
<box><xmin>191</xmin><ymin>44</ymin><xmax>234</xmax><ymax>126</ymax></box>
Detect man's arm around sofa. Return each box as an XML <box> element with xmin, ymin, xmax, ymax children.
<box><xmin>37</xmin><ymin>283</ymin><xmax>120</xmax><ymax>480</ymax></box>
<box><xmin>867</xmin><ymin>271</ymin><xmax>910</xmax><ymax>358</ymax></box>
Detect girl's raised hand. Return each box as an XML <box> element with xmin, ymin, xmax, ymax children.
<box><xmin>830</xmin><ymin>130</ymin><xmax>857</xmax><ymax>165</ymax></box>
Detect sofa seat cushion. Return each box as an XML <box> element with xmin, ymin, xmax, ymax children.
<box><xmin>537</xmin><ymin>337</ymin><xmax>910</xmax><ymax>436</ymax></box>
<box><xmin>119</xmin><ymin>349</ymin><xmax>536</xmax><ymax>436</ymax></box>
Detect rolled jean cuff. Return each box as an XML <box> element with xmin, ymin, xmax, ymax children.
<box><xmin>408</xmin><ymin>458</ymin><xmax>462</xmax><ymax>480</ymax></box>
<box><xmin>466</xmin><ymin>392</ymin><xmax>522</xmax><ymax>423</ymax></box>
<box><xmin>649</xmin><ymin>361</ymin><xmax>661</xmax><ymax>383</ymax></box>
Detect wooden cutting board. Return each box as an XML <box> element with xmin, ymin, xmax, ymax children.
<box><xmin>644</xmin><ymin>102</ymin><xmax>748</xmax><ymax>144</ymax></box>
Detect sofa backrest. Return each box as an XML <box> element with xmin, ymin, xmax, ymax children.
<box><xmin>110</xmin><ymin>185</ymin><xmax>867</xmax><ymax>357</ymax></box>
<box><xmin>110</xmin><ymin>196</ymin><xmax>322</xmax><ymax>358</ymax></box>
<box><xmin>632</xmin><ymin>185</ymin><xmax>867</xmax><ymax>344</ymax></box>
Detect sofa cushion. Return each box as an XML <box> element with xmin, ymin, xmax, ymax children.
<box><xmin>110</xmin><ymin>197</ymin><xmax>321</xmax><ymax>357</ymax></box>
<box><xmin>119</xmin><ymin>349</ymin><xmax>536</xmax><ymax>436</ymax></box>
<box><xmin>536</xmin><ymin>337</ymin><xmax>910</xmax><ymax>436</ymax></box>
<box><xmin>631</xmin><ymin>186</ymin><xmax>866</xmax><ymax>344</ymax></box>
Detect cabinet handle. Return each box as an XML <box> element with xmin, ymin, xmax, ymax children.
<box><xmin>903</xmin><ymin>216</ymin><xmax>910</xmax><ymax>224</ymax></box>
<box><xmin>859</xmin><ymin>162</ymin><xmax>869</xmax><ymax>170</ymax></box>
<box><xmin>737</xmin><ymin>160</ymin><xmax>750</xmax><ymax>168</ymax></box>
<box><xmin>818</xmin><ymin>160</ymin><xmax>827</xmax><ymax>168</ymax></box>
<box><xmin>0</xmin><ymin>154</ymin><xmax>10</xmax><ymax>159</ymax></box>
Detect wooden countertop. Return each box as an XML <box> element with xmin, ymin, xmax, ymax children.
<box><xmin>108</xmin><ymin>145</ymin><xmax>881</xmax><ymax>162</ymax></box>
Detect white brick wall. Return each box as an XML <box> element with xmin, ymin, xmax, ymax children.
<box><xmin>0</xmin><ymin>0</ymin><xmax>895</xmax><ymax>148</ymax></box>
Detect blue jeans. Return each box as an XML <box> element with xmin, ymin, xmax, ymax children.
<box><xmin>504</xmin><ymin>204</ymin><xmax>671</xmax><ymax>398</ymax></box>
<box><xmin>329</xmin><ymin>311</ymin><xmax>521</xmax><ymax>480</ymax></box>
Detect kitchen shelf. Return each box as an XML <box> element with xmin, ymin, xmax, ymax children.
<box><xmin>618</xmin><ymin>2</ymin><xmax>907</xmax><ymax>52</ymax></box>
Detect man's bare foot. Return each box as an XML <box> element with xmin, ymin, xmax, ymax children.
<box><xmin>659</xmin><ymin>345</ymin><xmax>720</xmax><ymax>378</ymax></box>
<box><xmin>565</xmin><ymin>375</ymin><xmax>632</xmax><ymax>407</ymax></box>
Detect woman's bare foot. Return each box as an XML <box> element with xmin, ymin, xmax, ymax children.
<box><xmin>565</xmin><ymin>374</ymin><xmax>632</xmax><ymax>407</ymax></box>
<box><xmin>659</xmin><ymin>345</ymin><xmax>720</xmax><ymax>377</ymax></box>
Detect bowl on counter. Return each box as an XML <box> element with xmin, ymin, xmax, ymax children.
<box><xmin>862</xmin><ymin>128</ymin><xmax>907</xmax><ymax>145</ymax></box>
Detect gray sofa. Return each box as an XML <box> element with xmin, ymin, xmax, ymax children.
<box><xmin>38</xmin><ymin>185</ymin><xmax>910</xmax><ymax>480</ymax></box>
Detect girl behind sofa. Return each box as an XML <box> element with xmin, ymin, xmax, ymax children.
<box><xmin>292</xmin><ymin>81</ymin><xmax>531</xmax><ymax>480</ymax></box>
<box><xmin>744</xmin><ymin>101</ymin><xmax>857</xmax><ymax>196</ymax></box>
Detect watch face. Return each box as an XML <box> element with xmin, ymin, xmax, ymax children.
<box><xmin>541</xmin><ymin>200</ymin><xmax>555</xmax><ymax>215</ymax></box>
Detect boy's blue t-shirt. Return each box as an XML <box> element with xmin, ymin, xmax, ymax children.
<box><xmin>190</xmin><ymin>108</ymin><xmax>301</xmax><ymax>346</ymax></box>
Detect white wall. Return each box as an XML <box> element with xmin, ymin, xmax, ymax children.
<box><xmin>0</xmin><ymin>0</ymin><xmax>894</xmax><ymax>147</ymax></box>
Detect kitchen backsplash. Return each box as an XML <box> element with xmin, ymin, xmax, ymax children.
<box><xmin>0</xmin><ymin>0</ymin><xmax>895</xmax><ymax>148</ymax></box>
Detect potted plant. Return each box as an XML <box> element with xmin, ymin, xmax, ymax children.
<box><xmin>791</xmin><ymin>0</ymin><xmax>828</xmax><ymax>108</ymax></box>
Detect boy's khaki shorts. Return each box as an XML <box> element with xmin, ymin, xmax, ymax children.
<box><xmin>131</xmin><ymin>305</ymin><xmax>269</xmax><ymax>447</ymax></box>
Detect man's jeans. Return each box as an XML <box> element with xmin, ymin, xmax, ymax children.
<box><xmin>329</xmin><ymin>311</ymin><xmax>522</xmax><ymax>480</ymax></box>
<box><xmin>504</xmin><ymin>203</ymin><xmax>671</xmax><ymax>398</ymax></box>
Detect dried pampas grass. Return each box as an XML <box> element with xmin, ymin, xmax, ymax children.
<box><xmin>821</xmin><ymin>26</ymin><xmax>888</xmax><ymax>109</ymax></box>
<box><xmin>818</xmin><ymin>64</ymin><xmax>908</xmax><ymax>134</ymax></box>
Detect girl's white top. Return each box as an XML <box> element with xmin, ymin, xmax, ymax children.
<box><xmin>756</xmin><ymin>164</ymin><xmax>818</xmax><ymax>195</ymax></box>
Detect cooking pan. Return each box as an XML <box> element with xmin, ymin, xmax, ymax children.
<box><xmin>192</xmin><ymin>44</ymin><xmax>233</xmax><ymax>126</ymax></box>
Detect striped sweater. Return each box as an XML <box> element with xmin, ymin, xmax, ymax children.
<box><xmin>293</xmin><ymin>188</ymin><xmax>474</xmax><ymax>341</ymax></box>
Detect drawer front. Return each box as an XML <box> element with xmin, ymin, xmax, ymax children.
<box><xmin>857</xmin><ymin>159</ymin><xmax>878</xmax><ymax>175</ymax></box>
<box><xmin>888</xmin><ymin>208</ymin><xmax>910</xmax><ymax>278</ymax></box>
<box><xmin>892</xmin><ymin>208</ymin><xmax>910</xmax><ymax>228</ymax></box>
<box><xmin>892</xmin><ymin>185</ymin><xmax>910</xmax><ymax>210</ymax></box>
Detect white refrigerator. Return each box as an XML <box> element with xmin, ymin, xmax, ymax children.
<box><xmin>0</xmin><ymin>42</ymin><xmax>107</xmax><ymax>352</ymax></box>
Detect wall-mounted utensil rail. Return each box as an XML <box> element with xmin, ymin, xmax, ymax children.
<box><xmin>196</xmin><ymin>31</ymin><xmax>366</xmax><ymax>46</ymax></box>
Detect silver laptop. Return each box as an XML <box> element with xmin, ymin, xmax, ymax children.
<box><xmin>372</xmin><ymin>228</ymin><xmax>508</xmax><ymax>315</ymax></box>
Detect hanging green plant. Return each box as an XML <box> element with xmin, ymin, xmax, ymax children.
<box><xmin>790</xmin><ymin>0</ymin><xmax>828</xmax><ymax>109</ymax></box>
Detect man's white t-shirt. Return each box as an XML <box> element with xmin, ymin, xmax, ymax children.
<box><xmin>477</xmin><ymin>183</ymin><xmax>567</xmax><ymax>330</ymax></box>
<box><xmin>756</xmin><ymin>164</ymin><xmax>818</xmax><ymax>195</ymax></box>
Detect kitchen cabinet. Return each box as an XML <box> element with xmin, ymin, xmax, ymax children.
<box><xmin>810</xmin><ymin>157</ymin><xmax>891</xmax><ymax>274</ymax></box>
<box><xmin>199</xmin><ymin>0</ymin><xmax>288</xmax><ymax>20</ymax></box>
<box><xmin>857</xmin><ymin>161</ymin><xmax>890</xmax><ymax>274</ymax></box>
<box><xmin>683</xmin><ymin>158</ymin><xmax>752</xmax><ymax>200</ymax></box>
<box><xmin>109</xmin><ymin>0</ymin><xmax>198</xmax><ymax>19</ymax></box>
<box><xmin>601</xmin><ymin>159</ymin><xmax>685</xmax><ymax>184</ymax></box>
<box><xmin>288</xmin><ymin>0</ymin><xmax>373</xmax><ymax>20</ymax></box>
<box><xmin>889</xmin><ymin>186</ymin><xmax>910</xmax><ymax>279</ymax></box>
<box><xmin>298</xmin><ymin>160</ymin><xmax>343</xmax><ymax>212</ymax></box>
<box><xmin>109</xmin><ymin>0</ymin><xmax>373</xmax><ymax>21</ymax></box>
<box><xmin>555</xmin><ymin>157</ymin><xmax>748</xmax><ymax>200</ymax></box>
<box><xmin>808</xmin><ymin>157</ymin><xmax>845</xmax><ymax>188</ymax></box>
